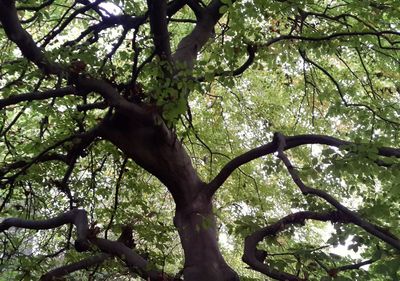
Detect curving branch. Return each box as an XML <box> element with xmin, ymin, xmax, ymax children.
<box><xmin>0</xmin><ymin>0</ymin><xmax>150</xmax><ymax>124</ymax></box>
<box><xmin>274</xmin><ymin>133</ymin><xmax>400</xmax><ymax>250</ymax></box>
<box><xmin>91</xmin><ymin>225</ymin><xmax>181</xmax><ymax>280</ymax></box>
<box><xmin>0</xmin><ymin>154</ymin><xmax>68</xmax><ymax>179</ymax></box>
<box><xmin>205</xmin><ymin>133</ymin><xmax>400</xmax><ymax>197</ymax></box>
<box><xmin>198</xmin><ymin>44</ymin><xmax>257</xmax><ymax>82</ymax></box>
<box><xmin>172</xmin><ymin>0</ymin><xmax>235</xmax><ymax>68</ymax></box>
<box><xmin>40</xmin><ymin>0</ymin><xmax>106</xmax><ymax>47</ymax></box>
<box><xmin>0</xmin><ymin>13</ymin><xmax>149</xmax><ymax>121</ymax></box>
<box><xmin>0</xmin><ymin>0</ymin><xmax>62</xmax><ymax>74</ymax></box>
<box><xmin>0</xmin><ymin>123</ymin><xmax>101</xmax><ymax>212</ymax></box>
<box><xmin>243</xmin><ymin>210</ymin><xmax>352</xmax><ymax>281</ymax></box>
<box><xmin>226</xmin><ymin>44</ymin><xmax>257</xmax><ymax>77</ymax></box>
<box><xmin>64</xmin><ymin>0</ymin><xmax>187</xmax><ymax>48</ymax></box>
<box><xmin>186</xmin><ymin>0</ymin><xmax>205</xmax><ymax>19</ymax></box>
<box><xmin>40</xmin><ymin>224</ymin><xmax>134</xmax><ymax>280</ymax></box>
<box><xmin>0</xmin><ymin>209</ymin><xmax>90</xmax><ymax>252</ymax></box>
<box><xmin>91</xmin><ymin>237</ymin><xmax>181</xmax><ymax>281</ymax></box>
<box><xmin>64</xmin><ymin>15</ymin><xmax>146</xmax><ymax>47</ymax></box>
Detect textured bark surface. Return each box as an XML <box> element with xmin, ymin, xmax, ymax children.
<box><xmin>99</xmin><ymin>110</ymin><xmax>239</xmax><ymax>280</ymax></box>
<box><xmin>174</xmin><ymin>199</ymin><xmax>240</xmax><ymax>281</ymax></box>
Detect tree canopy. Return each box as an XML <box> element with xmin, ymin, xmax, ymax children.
<box><xmin>0</xmin><ymin>0</ymin><xmax>399</xmax><ymax>280</ymax></box>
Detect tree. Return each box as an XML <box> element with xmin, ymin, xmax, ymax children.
<box><xmin>0</xmin><ymin>0</ymin><xmax>399</xmax><ymax>280</ymax></box>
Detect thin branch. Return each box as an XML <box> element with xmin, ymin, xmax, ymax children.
<box><xmin>64</xmin><ymin>15</ymin><xmax>146</xmax><ymax>47</ymax></box>
<box><xmin>1</xmin><ymin>124</ymin><xmax>101</xmax><ymax>190</ymax></box>
<box><xmin>41</xmin><ymin>0</ymin><xmax>106</xmax><ymax>47</ymax></box>
<box><xmin>337</xmin><ymin>258</ymin><xmax>376</xmax><ymax>271</ymax></box>
<box><xmin>104</xmin><ymin>157</ymin><xmax>128</xmax><ymax>239</ymax></box>
<box><xmin>261</xmin><ymin>31</ymin><xmax>400</xmax><ymax>49</ymax></box>
<box><xmin>299</xmin><ymin>50</ymin><xmax>399</xmax><ymax>126</ymax></box>
<box><xmin>326</xmin><ymin>258</ymin><xmax>376</xmax><ymax>277</ymax></box>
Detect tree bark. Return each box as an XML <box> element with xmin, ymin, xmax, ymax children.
<box><xmin>174</xmin><ymin>196</ymin><xmax>239</xmax><ymax>281</ymax></box>
<box><xmin>99</xmin><ymin>110</ymin><xmax>239</xmax><ymax>281</ymax></box>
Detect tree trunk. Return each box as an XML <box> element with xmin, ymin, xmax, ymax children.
<box><xmin>174</xmin><ymin>196</ymin><xmax>239</xmax><ymax>281</ymax></box>
<box><xmin>99</xmin><ymin>111</ymin><xmax>239</xmax><ymax>281</ymax></box>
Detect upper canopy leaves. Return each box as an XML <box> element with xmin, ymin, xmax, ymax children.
<box><xmin>0</xmin><ymin>0</ymin><xmax>399</xmax><ymax>280</ymax></box>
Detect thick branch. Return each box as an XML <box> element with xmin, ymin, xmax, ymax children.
<box><xmin>0</xmin><ymin>209</ymin><xmax>90</xmax><ymax>252</ymax></box>
<box><xmin>0</xmin><ymin>86</ymin><xmax>76</xmax><ymax>109</ymax></box>
<box><xmin>0</xmin><ymin>0</ymin><xmax>61</xmax><ymax>74</ymax></box>
<box><xmin>206</xmin><ymin>133</ymin><xmax>400</xmax><ymax>197</ymax></box>
<box><xmin>186</xmin><ymin>0</ymin><xmax>205</xmax><ymax>19</ymax></box>
<box><xmin>147</xmin><ymin>0</ymin><xmax>172</xmax><ymax>61</ymax></box>
<box><xmin>172</xmin><ymin>0</ymin><xmax>234</xmax><ymax>68</ymax></box>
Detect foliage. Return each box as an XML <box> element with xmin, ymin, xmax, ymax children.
<box><xmin>0</xmin><ymin>0</ymin><xmax>399</xmax><ymax>280</ymax></box>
